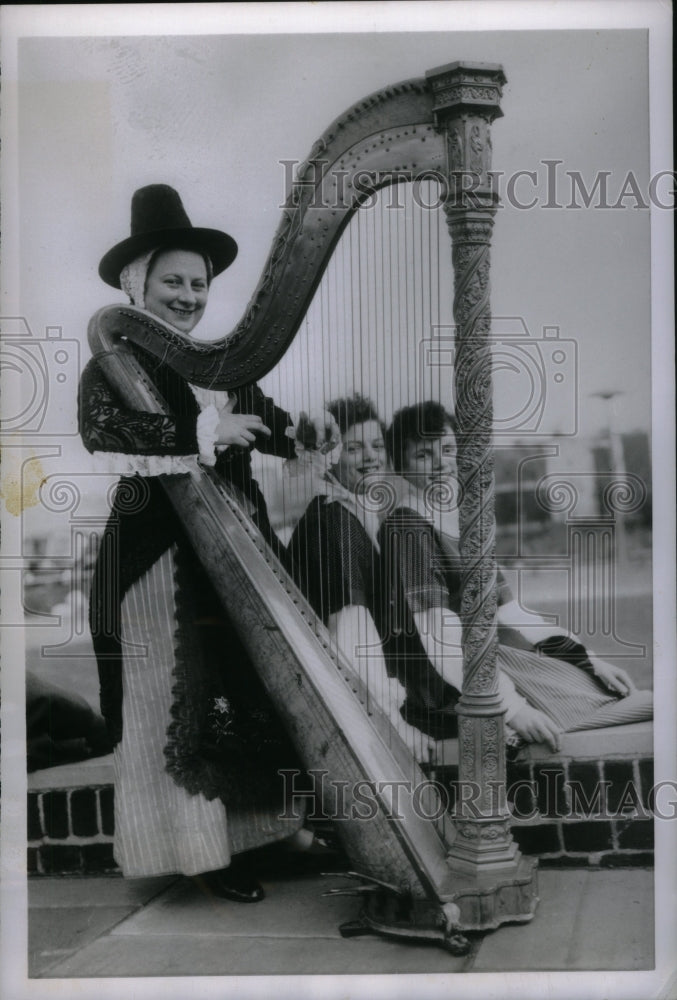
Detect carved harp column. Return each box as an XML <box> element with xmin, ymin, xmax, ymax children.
<box><xmin>427</xmin><ymin>63</ymin><xmax>538</xmax><ymax>906</ymax></box>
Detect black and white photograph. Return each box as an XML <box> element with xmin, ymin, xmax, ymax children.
<box><xmin>1</xmin><ymin>3</ymin><xmax>674</xmax><ymax>998</ymax></box>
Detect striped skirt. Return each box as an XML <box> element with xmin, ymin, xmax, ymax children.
<box><xmin>113</xmin><ymin>546</ymin><xmax>303</xmax><ymax>878</ymax></box>
<box><xmin>497</xmin><ymin>644</ymin><xmax>653</xmax><ymax>732</ymax></box>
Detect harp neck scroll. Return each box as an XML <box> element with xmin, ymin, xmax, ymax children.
<box><xmin>89</xmin><ymin>66</ymin><xmax>504</xmax><ymax>390</ymax></box>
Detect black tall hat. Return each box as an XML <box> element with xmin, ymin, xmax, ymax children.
<box><xmin>98</xmin><ymin>184</ymin><xmax>238</xmax><ymax>289</ymax></box>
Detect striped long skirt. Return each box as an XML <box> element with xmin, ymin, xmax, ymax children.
<box><xmin>497</xmin><ymin>644</ymin><xmax>653</xmax><ymax>732</ymax></box>
<box><xmin>113</xmin><ymin>546</ymin><xmax>303</xmax><ymax>878</ymax></box>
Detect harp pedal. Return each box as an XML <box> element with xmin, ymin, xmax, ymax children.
<box><xmin>325</xmin><ymin>873</ymin><xmax>471</xmax><ymax>955</ymax></box>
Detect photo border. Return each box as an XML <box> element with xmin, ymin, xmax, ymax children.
<box><xmin>1</xmin><ymin>3</ymin><xmax>674</xmax><ymax>999</ymax></box>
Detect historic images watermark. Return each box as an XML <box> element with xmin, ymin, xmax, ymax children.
<box><xmin>277</xmin><ymin>769</ymin><xmax>676</xmax><ymax>823</ymax></box>
<box><xmin>280</xmin><ymin>159</ymin><xmax>676</xmax><ymax>211</ymax></box>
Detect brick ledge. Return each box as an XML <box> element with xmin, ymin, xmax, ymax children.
<box><xmin>28</xmin><ymin>754</ymin><xmax>114</xmax><ymax>792</ymax></box>
<box><xmin>28</xmin><ymin>725</ymin><xmax>654</xmax><ymax>874</ymax></box>
<box><xmin>431</xmin><ymin>720</ymin><xmax>653</xmax><ymax>767</ymax></box>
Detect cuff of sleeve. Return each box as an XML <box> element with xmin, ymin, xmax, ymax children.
<box><xmin>533</xmin><ymin>635</ymin><xmax>593</xmax><ymax>669</ymax></box>
<box><xmin>499</xmin><ymin>673</ymin><xmax>529</xmax><ymax>723</ymax></box>
<box><xmin>196</xmin><ymin>405</ymin><xmax>220</xmax><ymax>467</ymax></box>
<box><xmin>89</xmin><ymin>452</ymin><xmax>195</xmax><ymax>476</ymax></box>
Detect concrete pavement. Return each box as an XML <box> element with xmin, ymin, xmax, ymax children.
<box><xmin>28</xmin><ymin>864</ymin><xmax>654</xmax><ymax>978</ymax></box>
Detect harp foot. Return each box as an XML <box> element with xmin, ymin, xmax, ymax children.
<box><xmin>443</xmin><ymin>932</ymin><xmax>473</xmax><ymax>956</ymax></box>
<box><xmin>325</xmin><ymin>874</ymin><xmax>472</xmax><ymax>955</ymax></box>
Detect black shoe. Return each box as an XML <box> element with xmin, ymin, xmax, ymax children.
<box><xmin>198</xmin><ymin>866</ymin><xmax>265</xmax><ymax>903</ymax></box>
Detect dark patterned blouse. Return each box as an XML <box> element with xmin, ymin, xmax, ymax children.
<box><xmin>287</xmin><ymin>495</ymin><xmax>382</xmax><ymax>625</ymax></box>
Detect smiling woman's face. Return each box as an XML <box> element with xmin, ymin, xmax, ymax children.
<box><xmin>333</xmin><ymin>419</ymin><xmax>387</xmax><ymax>494</ymax></box>
<box><xmin>144</xmin><ymin>249</ymin><xmax>209</xmax><ymax>334</ymax></box>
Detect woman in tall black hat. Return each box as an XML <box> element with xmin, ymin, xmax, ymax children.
<box><xmin>79</xmin><ymin>185</ymin><xmax>323</xmax><ymax>901</ymax></box>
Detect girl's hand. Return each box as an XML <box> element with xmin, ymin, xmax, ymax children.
<box><xmin>295</xmin><ymin>411</ymin><xmax>341</xmax><ymax>455</ymax></box>
<box><xmin>587</xmin><ymin>655</ymin><xmax>636</xmax><ymax>696</ymax></box>
<box><xmin>215</xmin><ymin>411</ymin><xmax>271</xmax><ymax>448</ymax></box>
<box><xmin>508</xmin><ymin>705</ymin><xmax>562</xmax><ymax>753</ymax></box>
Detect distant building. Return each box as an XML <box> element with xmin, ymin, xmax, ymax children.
<box><xmin>494</xmin><ymin>430</ymin><xmax>651</xmax><ymax>531</ymax></box>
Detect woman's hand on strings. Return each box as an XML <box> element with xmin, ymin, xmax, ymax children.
<box><xmin>508</xmin><ymin>705</ymin><xmax>562</xmax><ymax>753</ymax></box>
<box><xmin>587</xmin><ymin>655</ymin><xmax>636</xmax><ymax>697</ymax></box>
<box><xmin>215</xmin><ymin>411</ymin><xmax>271</xmax><ymax>448</ymax></box>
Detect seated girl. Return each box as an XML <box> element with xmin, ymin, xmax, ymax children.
<box><xmin>287</xmin><ymin>394</ymin><xmax>423</xmax><ymax>753</ymax></box>
<box><xmin>378</xmin><ymin>401</ymin><xmax>653</xmax><ymax>751</ymax></box>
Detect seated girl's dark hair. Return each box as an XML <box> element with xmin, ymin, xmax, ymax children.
<box><xmin>386</xmin><ymin>401</ymin><xmax>456</xmax><ymax>470</ymax></box>
<box><xmin>326</xmin><ymin>393</ymin><xmax>384</xmax><ymax>436</ymax></box>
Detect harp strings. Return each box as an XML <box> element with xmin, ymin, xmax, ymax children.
<box><xmin>258</xmin><ymin>181</ymin><xmax>452</xmax><ymax>421</ymax></box>
<box><xmin>255</xmin><ymin>180</ymin><xmax>454</xmax><ymax>790</ymax></box>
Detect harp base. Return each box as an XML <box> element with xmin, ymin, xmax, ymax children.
<box><xmin>441</xmin><ymin>853</ymin><xmax>539</xmax><ymax>932</ymax></box>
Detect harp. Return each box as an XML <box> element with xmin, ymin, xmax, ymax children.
<box><xmin>87</xmin><ymin>61</ymin><xmax>538</xmax><ymax>950</ymax></box>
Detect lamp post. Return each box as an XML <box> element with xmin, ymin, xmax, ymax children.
<box><xmin>591</xmin><ymin>390</ymin><xmax>629</xmax><ymax>566</ymax></box>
